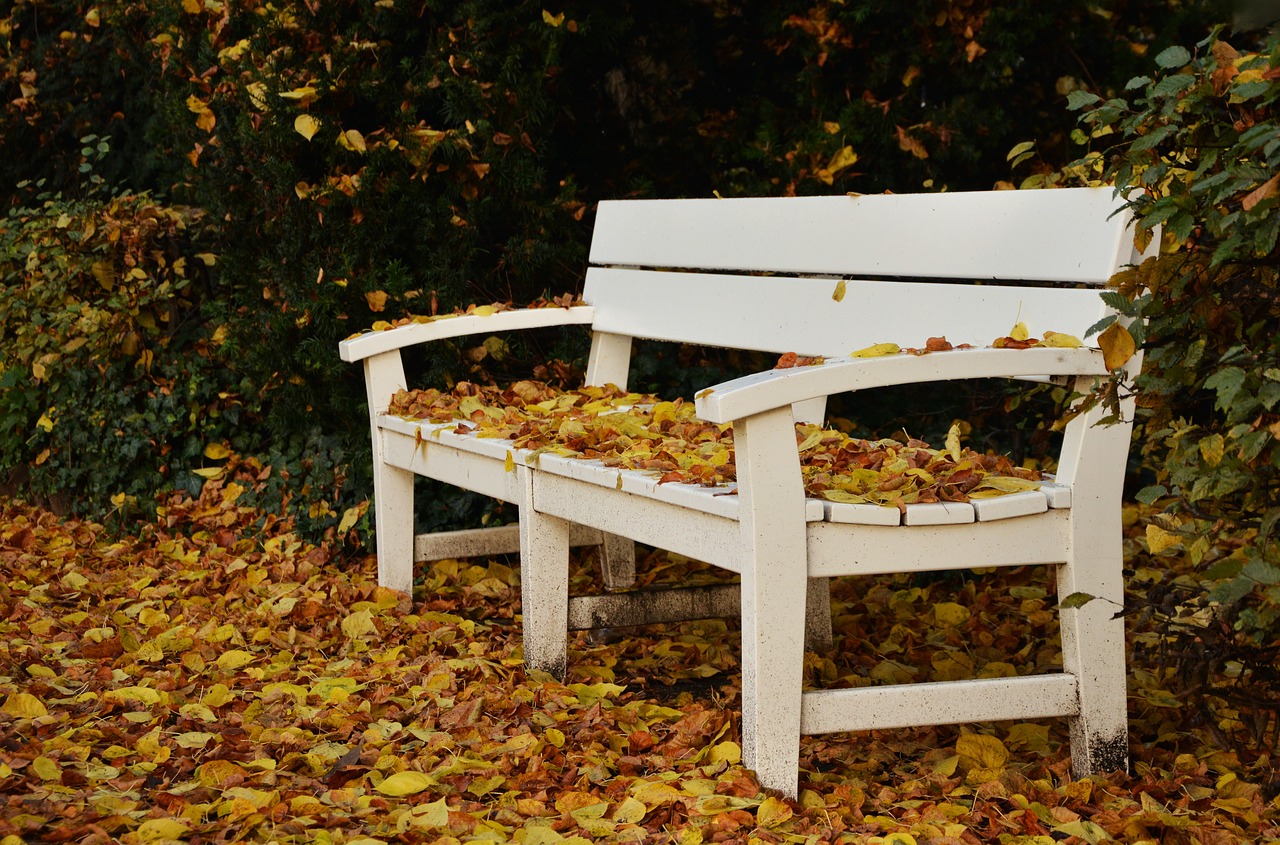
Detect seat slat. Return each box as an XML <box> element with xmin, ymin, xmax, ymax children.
<box><xmin>971</xmin><ymin>490</ymin><xmax>1050</xmax><ymax>522</ymax></box>
<box><xmin>823</xmin><ymin>501</ymin><xmax>902</xmax><ymax>526</ymax></box>
<box><xmin>903</xmin><ymin>501</ymin><xmax>975</xmax><ymax>526</ymax></box>
<box><xmin>590</xmin><ymin>189</ymin><xmax>1131</xmax><ymax>284</ymax></box>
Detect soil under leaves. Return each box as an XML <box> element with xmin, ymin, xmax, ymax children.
<box><xmin>1</xmin><ymin>487</ymin><xmax>1277</xmax><ymax>844</ymax></box>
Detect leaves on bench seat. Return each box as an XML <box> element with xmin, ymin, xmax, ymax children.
<box><xmin>388</xmin><ymin>381</ymin><xmax>1042</xmax><ymax>507</ymax></box>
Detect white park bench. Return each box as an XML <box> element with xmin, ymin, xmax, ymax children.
<box><xmin>339</xmin><ymin>188</ymin><xmax>1150</xmax><ymax>797</ymax></box>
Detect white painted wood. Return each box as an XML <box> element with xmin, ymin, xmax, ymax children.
<box><xmin>970</xmin><ymin>490</ymin><xmax>1050</xmax><ymax>522</ymax></box>
<box><xmin>338</xmin><ymin>306</ymin><xmax>595</xmax><ymax>363</ymax></box>
<box><xmin>903</xmin><ymin>501</ymin><xmax>975</xmax><ymax>526</ymax></box>
<box><xmin>584</xmin><ymin>331</ymin><xmax>633</xmax><ymax>389</ymax></box>
<box><xmin>791</xmin><ymin>396</ymin><xmax>827</xmax><ymax>426</ymax></box>
<box><xmin>599</xmin><ymin>533</ymin><xmax>637</xmax><ymax>591</ymax></box>
<box><xmin>1052</xmin><ymin>372</ymin><xmax>1139</xmax><ymax>777</ymax></box>
<box><xmin>413</xmin><ymin>523</ymin><xmax>606</xmax><ymax>562</ymax></box>
<box><xmin>518</xmin><ymin>467</ymin><xmax>572</xmax><ymax>679</ymax></box>
<box><xmin>589</xmin><ymin>188</ymin><xmax>1131</xmax><ymax>283</ymax></box>
<box><xmin>567</xmin><ymin>584</ymin><xmax>740</xmax><ymax>630</ymax></box>
<box><xmin>733</xmin><ymin>406</ymin><xmax>811</xmax><ymax>797</ymax></box>
<box><xmin>806</xmin><ymin>512</ymin><xmax>1071</xmax><ymax>577</ymax></box>
<box><xmin>805</xmin><ymin>577</ymin><xmax>834</xmax><ymax>653</ymax></box>
<box><xmin>823</xmin><ymin>502</ymin><xmax>902</xmax><ymax>526</ymax></box>
<box><xmin>586</xmin><ymin>269</ymin><xmax>1112</xmax><ymax>359</ymax></box>
<box><xmin>800</xmin><ymin>674</ymin><xmax>1080</xmax><ymax>735</ymax></box>
<box><xmin>695</xmin><ymin>347</ymin><xmax>1109</xmax><ymax>425</ymax></box>
<box><xmin>533</xmin><ymin>471</ymin><xmax>743</xmax><ymax>571</ymax></box>
<box><xmin>1037</xmin><ymin>481</ymin><xmax>1073</xmax><ymax>508</ymax></box>
<box><xmin>381</xmin><ymin>429</ymin><xmax>522</xmax><ymax>504</ymax></box>
<box><xmin>363</xmin><ymin>352</ymin><xmax>416</xmax><ymax>595</ymax></box>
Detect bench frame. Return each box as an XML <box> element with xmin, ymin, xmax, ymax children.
<box><xmin>340</xmin><ymin>188</ymin><xmax>1152</xmax><ymax>796</ymax></box>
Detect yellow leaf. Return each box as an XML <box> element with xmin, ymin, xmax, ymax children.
<box><xmin>822</xmin><ymin>145</ymin><xmax>858</xmax><ymax>181</ymax></box>
<box><xmin>542</xmin><ymin>9</ymin><xmax>565</xmax><ymax>26</ymax></box>
<box><xmin>338</xmin><ymin>128</ymin><xmax>367</xmax><ymax>152</ymax></box>
<box><xmin>377</xmin><ymin>770</ymin><xmax>435</xmax><ymax>796</ymax></box>
<box><xmin>1041</xmin><ymin>331</ymin><xmax>1083</xmax><ymax>348</ymax></box>
<box><xmin>134</xmin><ymin>819</ymin><xmax>191</xmax><ymax>842</ymax></box>
<box><xmin>1010</xmin><ymin>321</ymin><xmax>1030</xmax><ymax>341</ymax></box>
<box><xmin>181</xmin><ymin>0</ymin><xmax>201</xmax><ymax>12</ymax></box>
<box><xmin>933</xmin><ymin>602</ymin><xmax>970</xmax><ymax>626</ymax></box>
<box><xmin>175</xmin><ymin>731</ymin><xmax>218</xmax><ymax>749</ymax></box>
<box><xmin>294</xmin><ymin>113</ymin><xmax>321</xmax><ymax>141</ymax></box>
<box><xmin>337</xmin><ymin>506</ymin><xmax>362</xmax><ymax>533</ymax></box>
<box><xmin>957</xmin><ymin>732</ymin><xmax>1008</xmax><ymax>771</ymax></box>
<box><xmin>204</xmin><ymin>442</ymin><xmax>231</xmax><ymax>459</ymax></box>
<box><xmin>216</xmin><ymin>649</ymin><xmax>255</xmax><ymax>670</ymax></box>
<box><xmin>400</xmin><ymin>797</ymin><xmax>450</xmax><ymax>829</ymax></box>
<box><xmin>545</xmin><ymin>727</ymin><xmax>565</xmax><ymax>747</ymax></box>
<box><xmin>832</xmin><ymin>279</ymin><xmax>847</xmax><ymax>302</ymax></box>
<box><xmin>342</xmin><ymin>609</ymin><xmax>377</xmax><ymax>638</ymax></box>
<box><xmin>969</xmin><ymin>476</ymin><xmax>1041</xmax><ymax>497</ymax></box>
<box><xmin>1098</xmin><ymin>321</ymin><xmax>1136</xmax><ymax>370</ymax></box>
<box><xmin>757</xmin><ymin>795</ymin><xmax>794</xmax><ymax>828</ymax></box>
<box><xmin>613</xmin><ymin>796</ymin><xmax>647</xmax><ymax>824</ymax></box>
<box><xmin>365</xmin><ymin>290</ymin><xmax>388</xmax><ymax>312</ymax></box>
<box><xmin>706</xmin><ymin>741</ymin><xmax>741</xmax><ymax>766</ymax></box>
<box><xmin>36</xmin><ymin>411</ymin><xmax>55</xmax><ymax>432</ymax></box>
<box><xmin>504</xmin><ymin>451</ymin><xmax>516</xmax><ymax>473</ymax></box>
<box><xmin>2</xmin><ymin>692</ymin><xmax>48</xmax><ymax>718</ymax></box>
<box><xmin>1146</xmin><ymin>523</ymin><xmax>1182</xmax><ymax>554</ymax></box>
<box><xmin>192</xmin><ymin>467</ymin><xmax>224</xmax><ymax>480</ymax></box>
<box><xmin>471</xmin><ymin>304</ymin><xmax>498</xmax><ymax>317</ymax></box>
<box><xmin>631</xmin><ymin>780</ymin><xmax>682</xmax><ymax>808</ymax></box>
<box><xmin>202</xmin><ymin>683</ymin><xmax>235</xmax><ymax>708</ymax></box>
<box><xmin>197</xmin><ymin>759</ymin><xmax>247</xmax><ymax>788</ymax></box>
<box><xmin>279</xmin><ymin>86</ymin><xmax>317</xmax><ymax>100</ymax></box>
<box><xmin>850</xmin><ymin>342</ymin><xmax>900</xmax><ymax>358</ymax></box>
<box><xmin>945</xmin><ymin>422</ymin><xmax>962</xmax><ymax>462</ymax></box>
<box><xmin>1199</xmin><ymin>433</ymin><xmax>1225</xmax><ymax>467</ymax></box>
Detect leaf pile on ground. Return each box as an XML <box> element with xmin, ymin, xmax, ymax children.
<box><xmin>1</xmin><ymin>488</ymin><xmax>1278</xmax><ymax>844</ymax></box>
<box><xmin>389</xmin><ymin>381</ymin><xmax>1042</xmax><ymax>508</ymax></box>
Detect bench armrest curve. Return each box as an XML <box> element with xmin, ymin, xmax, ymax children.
<box><xmin>338</xmin><ymin>306</ymin><xmax>596</xmax><ymax>363</ymax></box>
<box><xmin>694</xmin><ymin>347</ymin><xmax>1109</xmax><ymax>424</ymax></box>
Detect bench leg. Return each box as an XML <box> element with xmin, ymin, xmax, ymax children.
<box><xmin>518</xmin><ymin>470</ymin><xmax>571</xmax><ymax>680</ymax></box>
<box><xmin>373</xmin><ymin>460</ymin><xmax>416</xmax><ymax>595</ymax></box>
<box><xmin>1059</xmin><ymin>514</ymin><xmax>1129</xmax><ymax>777</ymax></box>
<box><xmin>735</xmin><ymin>408</ymin><xmax>809</xmax><ymax>798</ymax></box>
<box><xmin>600</xmin><ymin>533</ymin><xmax>637</xmax><ymax>591</ymax></box>
<box><xmin>805</xmin><ymin>577</ymin><xmax>833</xmax><ymax>654</ymax></box>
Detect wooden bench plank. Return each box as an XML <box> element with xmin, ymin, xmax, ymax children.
<box><xmin>585</xmin><ymin>268</ymin><xmax>1113</xmax><ymax>357</ymax></box>
<box><xmin>800</xmin><ymin>674</ymin><xmax>1080</xmax><ymax>735</ymax></box>
<box><xmin>590</xmin><ymin>189</ymin><xmax>1131</xmax><ymax>283</ymax></box>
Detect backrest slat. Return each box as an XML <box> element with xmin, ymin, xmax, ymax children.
<box><xmin>588</xmin><ymin>188</ymin><xmax>1132</xmax><ymax>284</ymax></box>
<box><xmin>584</xmin><ymin>268</ymin><xmax>1113</xmax><ymax>357</ymax></box>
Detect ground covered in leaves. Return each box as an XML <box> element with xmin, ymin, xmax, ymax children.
<box><xmin>1</xmin><ymin>485</ymin><xmax>1278</xmax><ymax>844</ymax></box>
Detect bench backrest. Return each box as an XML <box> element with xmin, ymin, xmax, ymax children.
<box><xmin>583</xmin><ymin>188</ymin><xmax>1141</xmax><ymax>357</ymax></box>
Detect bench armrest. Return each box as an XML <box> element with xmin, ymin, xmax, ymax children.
<box><xmin>694</xmin><ymin>347</ymin><xmax>1109</xmax><ymax>424</ymax></box>
<box><xmin>338</xmin><ymin>306</ymin><xmax>597</xmax><ymax>363</ymax></box>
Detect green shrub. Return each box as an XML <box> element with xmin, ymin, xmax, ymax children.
<box><xmin>0</xmin><ymin>0</ymin><xmax>1228</xmax><ymax>542</ymax></box>
<box><xmin>1067</xmin><ymin>29</ymin><xmax>1280</xmax><ymax>747</ymax></box>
